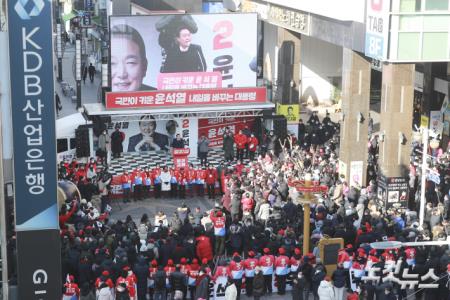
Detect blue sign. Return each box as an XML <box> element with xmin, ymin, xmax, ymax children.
<box><xmin>365</xmin><ymin>33</ymin><xmax>385</xmax><ymax>60</ymax></box>
<box><xmin>7</xmin><ymin>0</ymin><xmax>58</xmax><ymax>230</ymax></box>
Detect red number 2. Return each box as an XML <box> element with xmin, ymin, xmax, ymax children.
<box><xmin>213</xmin><ymin>20</ymin><xmax>233</xmax><ymax>50</ymax></box>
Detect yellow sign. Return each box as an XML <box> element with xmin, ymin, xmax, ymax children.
<box><xmin>276</xmin><ymin>104</ymin><xmax>300</xmax><ymax>124</ymax></box>
<box><xmin>318</xmin><ymin>237</ymin><xmax>344</xmax><ymax>276</ymax></box>
<box><xmin>420</xmin><ymin>115</ymin><xmax>429</xmax><ymax>128</ymax></box>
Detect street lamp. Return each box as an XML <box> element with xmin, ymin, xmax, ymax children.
<box><xmin>56</xmin><ymin>20</ymin><xmax>63</xmax><ymax>82</ymax></box>
<box><xmin>75</xmin><ymin>35</ymin><xmax>82</xmax><ymax>109</ymax></box>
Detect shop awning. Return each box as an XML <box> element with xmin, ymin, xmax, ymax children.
<box><xmin>62</xmin><ymin>11</ymin><xmax>77</xmax><ymax>22</ymax></box>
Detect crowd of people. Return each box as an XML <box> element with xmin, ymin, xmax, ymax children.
<box><xmin>58</xmin><ymin>111</ymin><xmax>450</xmax><ymax>300</ymax></box>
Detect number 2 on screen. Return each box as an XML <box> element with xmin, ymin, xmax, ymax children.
<box><xmin>213</xmin><ymin>20</ymin><xmax>233</xmax><ymax>50</ymax></box>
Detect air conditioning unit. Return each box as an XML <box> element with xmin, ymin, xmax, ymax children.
<box><xmin>223</xmin><ymin>0</ymin><xmax>242</xmax><ymax>11</ymax></box>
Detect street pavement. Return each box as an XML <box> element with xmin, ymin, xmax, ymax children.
<box><xmin>55</xmin><ymin>42</ymin><xmax>101</xmax><ymax>119</ymax></box>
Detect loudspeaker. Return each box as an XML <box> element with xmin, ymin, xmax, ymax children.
<box><xmin>273</xmin><ymin>117</ymin><xmax>287</xmax><ymax>140</ymax></box>
<box><xmin>75</xmin><ymin>126</ymin><xmax>90</xmax><ymax>158</ymax></box>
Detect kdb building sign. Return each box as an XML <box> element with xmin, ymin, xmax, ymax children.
<box><xmin>7</xmin><ymin>0</ymin><xmax>61</xmax><ymax>298</ymax></box>
<box><xmin>365</xmin><ymin>0</ymin><xmax>390</xmax><ymax>60</ymax></box>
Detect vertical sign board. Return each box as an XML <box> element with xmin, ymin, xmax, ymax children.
<box><xmin>7</xmin><ymin>0</ymin><xmax>61</xmax><ymax>299</ymax></box>
<box><xmin>365</xmin><ymin>0</ymin><xmax>390</xmax><ymax>60</ymax></box>
<box><xmin>378</xmin><ymin>175</ymin><xmax>408</xmax><ymax>210</ymax></box>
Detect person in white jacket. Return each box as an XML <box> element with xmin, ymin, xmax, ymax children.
<box><xmin>224</xmin><ymin>277</ymin><xmax>238</xmax><ymax>300</ymax></box>
<box><xmin>256</xmin><ymin>199</ymin><xmax>271</xmax><ymax>222</ymax></box>
<box><xmin>97</xmin><ymin>283</ymin><xmax>114</xmax><ymax>300</ymax></box>
<box><xmin>317</xmin><ymin>277</ymin><xmax>335</xmax><ymax>300</ymax></box>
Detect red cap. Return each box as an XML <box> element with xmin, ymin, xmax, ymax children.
<box><xmin>278</xmin><ymin>229</ymin><xmax>285</xmax><ymax>236</ymax></box>
<box><xmin>345</xmin><ymin>244</ymin><xmax>353</xmax><ymax>249</ymax></box>
<box><xmin>233</xmin><ymin>252</ymin><xmax>240</xmax><ymax>257</ymax></box>
<box><xmin>369</xmin><ymin>249</ymin><xmax>377</xmax><ymax>255</ymax></box>
<box><xmin>294</xmin><ymin>248</ymin><xmax>301</xmax><ymax>255</ymax></box>
<box><xmin>216</xmin><ymin>211</ymin><xmax>223</xmax><ymax>217</ymax></box>
<box><xmin>278</xmin><ymin>248</ymin><xmax>285</xmax><ymax>255</ymax></box>
<box><xmin>192</xmin><ymin>258</ymin><xmax>199</xmax><ymax>264</ymax></box>
<box><xmin>68</xmin><ymin>275</ymin><xmax>74</xmax><ymax>282</ymax></box>
<box><xmin>202</xmin><ymin>258</ymin><xmax>208</xmax><ymax>265</ymax></box>
<box><xmin>151</xmin><ymin>260</ymin><xmax>158</xmax><ymax>267</ymax></box>
<box><xmin>168</xmin><ymin>259</ymin><xmax>174</xmax><ymax>266</ymax></box>
<box><xmin>102</xmin><ymin>271</ymin><xmax>109</xmax><ymax>276</ymax></box>
<box><xmin>263</xmin><ymin>248</ymin><xmax>270</xmax><ymax>254</ymax></box>
<box><xmin>181</xmin><ymin>258</ymin><xmax>187</xmax><ymax>264</ymax></box>
<box><xmin>248</xmin><ymin>251</ymin><xmax>255</xmax><ymax>257</ymax></box>
<box><xmin>123</xmin><ymin>266</ymin><xmax>130</xmax><ymax>271</ymax></box>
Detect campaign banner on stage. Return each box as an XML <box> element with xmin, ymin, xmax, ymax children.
<box><xmin>198</xmin><ymin>117</ymin><xmax>255</xmax><ymax>148</ymax></box>
<box><xmin>109</xmin><ymin>13</ymin><xmax>257</xmax><ymax>92</ymax></box>
<box><xmin>106</xmin><ymin>117</ymin><xmax>197</xmax><ymax>156</ymax></box>
<box><xmin>105</xmin><ymin>87</ymin><xmax>267</xmax><ymax>109</ymax></box>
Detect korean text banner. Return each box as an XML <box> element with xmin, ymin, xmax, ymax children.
<box><xmin>109</xmin><ymin>13</ymin><xmax>257</xmax><ymax>92</ymax></box>
<box><xmin>106</xmin><ymin>87</ymin><xmax>267</xmax><ymax>109</ymax></box>
<box><xmin>7</xmin><ymin>0</ymin><xmax>58</xmax><ymax>230</ymax></box>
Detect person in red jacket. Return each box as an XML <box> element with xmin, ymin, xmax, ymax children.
<box><xmin>188</xmin><ymin>258</ymin><xmax>201</xmax><ymax>299</ymax></box>
<box><xmin>196</xmin><ymin>234</ymin><xmax>213</xmax><ymax>263</ymax></box>
<box><xmin>59</xmin><ymin>200</ymin><xmax>77</xmax><ymax>228</ymax></box>
<box><xmin>274</xmin><ymin>248</ymin><xmax>290</xmax><ymax>295</ymax></box>
<box><xmin>290</xmin><ymin>248</ymin><xmax>302</xmax><ymax>276</ymax></box>
<box><xmin>95</xmin><ymin>270</ymin><xmax>114</xmax><ymax>290</ymax></box>
<box><xmin>210</xmin><ymin>209</ymin><xmax>226</xmax><ymax>256</ymax></box>
<box><xmin>259</xmin><ymin>248</ymin><xmax>275</xmax><ymax>294</ymax></box>
<box><xmin>228</xmin><ymin>253</ymin><xmax>245</xmax><ymax>299</ymax></box>
<box><xmin>121</xmin><ymin>170</ymin><xmax>132</xmax><ymax>203</ymax></box>
<box><xmin>124</xmin><ymin>267</ymin><xmax>137</xmax><ymax>299</ymax></box>
<box><xmin>196</xmin><ymin>166</ymin><xmax>206</xmax><ymax>197</ymax></box>
<box><xmin>148</xmin><ymin>260</ymin><xmax>158</xmax><ymax>300</ymax></box>
<box><xmin>62</xmin><ymin>275</ymin><xmax>80</xmax><ymax>300</ymax></box>
<box><xmin>244</xmin><ymin>251</ymin><xmax>259</xmax><ymax>296</ymax></box>
<box><xmin>164</xmin><ymin>259</ymin><xmax>176</xmax><ymax>289</ymax></box>
<box><xmin>205</xmin><ymin>165</ymin><xmax>217</xmax><ymax>199</ymax></box>
<box><xmin>234</xmin><ymin>130</ymin><xmax>248</xmax><ymax>161</ymax></box>
<box><xmin>247</xmin><ymin>133</ymin><xmax>259</xmax><ymax>160</ymax></box>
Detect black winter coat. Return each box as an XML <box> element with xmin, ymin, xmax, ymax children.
<box><xmin>331</xmin><ymin>267</ymin><xmax>346</xmax><ymax>288</ymax></box>
<box><xmin>134</xmin><ymin>258</ymin><xmax>149</xmax><ymax>295</ymax></box>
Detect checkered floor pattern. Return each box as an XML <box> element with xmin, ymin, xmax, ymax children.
<box><xmin>107</xmin><ymin>149</ymin><xmax>251</xmax><ymax>175</ymax></box>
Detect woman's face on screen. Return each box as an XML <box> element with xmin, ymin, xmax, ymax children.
<box><xmin>111</xmin><ymin>37</ymin><xmax>147</xmax><ymax>92</ymax></box>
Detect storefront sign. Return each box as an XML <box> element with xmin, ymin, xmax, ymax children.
<box><xmin>242</xmin><ymin>0</ymin><xmax>310</xmax><ymax>35</ymax></box>
<box><xmin>7</xmin><ymin>0</ymin><xmax>61</xmax><ymax>296</ymax></box>
<box><xmin>429</xmin><ymin>110</ymin><xmax>443</xmax><ymax>137</ymax></box>
<box><xmin>365</xmin><ymin>0</ymin><xmax>390</xmax><ymax>60</ymax></box>
<box><xmin>106</xmin><ymin>87</ymin><xmax>267</xmax><ymax>109</ymax></box>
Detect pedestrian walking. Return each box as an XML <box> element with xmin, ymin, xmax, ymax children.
<box><xmin>55</xmin><ymin>92</ymin><xmax>62</xmax><ymax>116</ymax></box>
<box><xmin>88</xmin><ymin>63</ymin><xmax>96</xmax><ymax>83</ymax></box>
<box><xmin>82</xmin><ymin>65</ymin><xmax>88</xmax><ymax>84</ymax></box>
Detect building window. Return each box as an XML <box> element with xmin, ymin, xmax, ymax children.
<box><xmin>422</xmin><ymin>32</ymin><xmax>448</xmax><ymax>59</ymax></box>
<box><xmin>400</xmin><ymin>0</ymin><xmax>421</xmax><ymax>12</ymax></box>
<box><xmin>425</xmin><ymin>0</ymin><xmax>449</xmax><ymax>10</ymax></box>
<box><xmin>398</xmin><ymin>32</ymin><xmax>421</xmax><ymax>60</ymax></box>
<box><xmin>399</xmin><ymin>15</ymin><xmax>422</xmax><ymax>31</ymax></box>
<box><xmin>423</xmin><ymin>15</ymin><xmax>450</xmax><ymax>31</ymax></box>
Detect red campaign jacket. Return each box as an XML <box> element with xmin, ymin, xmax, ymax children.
<box><xmin>63</xmin><ymin>282</ymin><xmax>80</xmax><ymax>296</ymax></box>
<box><xmin>95</xmin><ymin>277</ymin><xmax>114</xmax><ymax>289</ymax></box>
<box><xmin>197</xmin><ymin>169</ymin><xmax>207</xmax><ymax>180</ymax></box>
<box><xmin>234</xmin><ymin>133</ymin><xmax>248</xmax><ymax>149</ymax></box>
<box><xmin>247</xmin><ymin>137</ymin><xmax>259</xmax><ymax>152</ymax></box>
<box><xmin>187</xmin><ymin>168</ymin><xmax>196</xmax><ymax>182</ymax></box>
<box><xmin>116</xmin><ymin>276</ymin><xmax>127</xmax><ymax>287</ymax></box>
<box><xmin>151</xmin><ymin>168</ymin><xmax>161</xmax><ymax>180</ymax></box>
<box><xmin>121</xmin><ymin>174</ymin><xmax>131</xmax><ymax>185</ymax></box>
<box><xmin>164</xmin><ymin>265</ymin><xmax>176</xmax><ymax>277</ymax></box>
<box><xmin>148</xmin><ymin>266</ymin><xmax>158</xmax><ymax>280</ymax></box>
<box><xmin>188</xmin><ymin>263</ymin><xmax>200</xmax><ymax>285</ymax></box>
<box><xmin>274</xmin><ymin>255</ymin><xmax>290</xmax><ymax>275</ymax></box>
<box><xmin>290</xmin><ymin>256</ymin><xmax>301</xmax><ymax>272</ymax></box>
<box><xmin>228</xmin><ymin>260</ymin><xmax>244</xmax><ymax>279</ymax></box>
<box><xmin>177</xmin><ymin>171</ymin><xmax>187</xmax><ymax>185</ymax></box>
<box><xmin>244</xmin><ymin>258</ymin><xmax>259</xmax><ymax>277</ymax></box>
<box><xmin>126</xmin><ymin>273</ymin><xmax>137</xmax><ymax>297</ymax></box>
<box><xmin>213</xmin><ymin>265</ymin><xmax>230</xmax><ymax>281</ymax></box>
<box><xmin>75</xmin><ymin>169</ymin><xmax>86</xmax><ymax>181</ymax></box>
<box><xmin>180</xmin><ymin>263</ymin><xmax>190</xmax><ymax>275</ymax></box>
<box><xmin>205</xmin><ymin>169</ymin><xmax>217</xmax><ymax>185</ymax></box>
<box><xmin>195</xmin><ymin>235</ymin><xmax>213</xmax><ymax>261</ymax></box>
